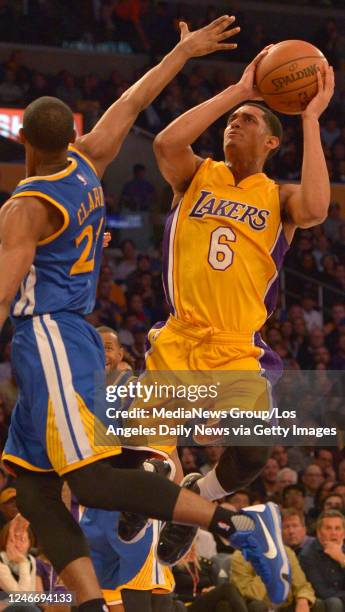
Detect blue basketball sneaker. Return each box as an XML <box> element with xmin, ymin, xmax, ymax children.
<box><xmin>229</xmin><ymin>502</ymin><xmax>290</xmax><ymax>605</ymax></box>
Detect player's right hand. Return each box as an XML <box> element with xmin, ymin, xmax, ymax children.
<box><xmin>237</xmin><ymin>45</ymin><xmax>274</xmax><ymax>100</ymax></box>
<box><xmin>178</xmin><ymin>15</ymin><xmax>240</xmax><ymax>59</ymax></box>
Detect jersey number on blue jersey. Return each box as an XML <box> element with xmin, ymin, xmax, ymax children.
<box><xmin>70</xmin><ymin>217</ymin><xmax>104</xmax><ymax>275</ymax></box>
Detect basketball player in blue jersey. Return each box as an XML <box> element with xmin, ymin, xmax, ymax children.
<box><xmin>0</xmin><ymin>23</ymin><xmax>300</xmax><ymax>610</ymax></box>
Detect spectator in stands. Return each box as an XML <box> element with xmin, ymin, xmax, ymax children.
<box><xmin>322</xmin><ymin>493</ymin><xmax>345</xmax><ymax>513</ymax></box>
<box><xmin>0</xmin><ymin>517</ymin><xmax>39</xmax><ymax>602</ymax></box>
<box><xmin>114</xmin><ymin>239</ymin><xmax>137</xmax><ymax>282</ymax></box>
<box><xmin>179</xmin><ymin>447</ymin><xmax>199</xmax><ymax>475</ymax></box>
<box><xmin>55</xmin><ymin>70</ymin><xmax>82</xmax><ymax>110</ymax></box>
<box><xmin>325</xmin><ymin>304</ymin><xmax>345</xmax><ymax>353</ymax></box>
<box><xmin>300</xmin><ymin>510</ymin><xmax>345</xmax><ymax>611</ymax></box>
<box><xmin>302</xmin><ymin>464</ymin><xmax>325</xmax><ymax>512</ymax></box>
<box><xmin>249</xmin><ymin>457</ymin><xmax>279</xmax><ymax>502</ymax></box>
<box><xmin>332</xmin><ymin>484</ymin><xmax>345</xmax><ymax>506</ymax></box>
<box><xmin>99</xmin><ymin>264</ymin><xmax>127</xmax><ymax>311</ymax></box>
<box><xmin>313</xmin><ymin>234</ymin><xmax>332</xmax><ymax>270</ymax></box>
<box><xmin>323</xmin><ymin>203</ymin><xmax>343</xmax><ymax>242</ymax></box>
<box><xmin>322</xmin><ymin>119</ymin><xmax>342</xmax><ymax>149</ymax></box>
<box><xmin>272</xmin><ymin>445</ymin><xmax>289</xmax><ymax>469</ymax></box>
<box><xmin>338</xmin><ymin>460</ymin><xmax>345</xmax><ymax>484</ymax></box>
<box><xmin>276</xmin><ymin>468</ymin><xmax>298</xmax><ymax>498</ymax></box>
<box><xmin>127</xmin><ymin>293</ymin><xmax>151</xmax><ymax>327</ymax></box>
<box><xmin>232</xmin><ymin>542</ymin><xmax>319</xmax><ymax>611</ymax></box>
<box><xmin>332</xmin><ymin>225</ymin><xmax>345</xmax><ymax>264</ymax></box>
<box><xmin>130</xmin><ymin>324</ymin><xmax>147</xmax><ymax>370</ymax></box>
<box><xmin>26</xmin><ymin>71</ymin><xmax>51</xmax><ymax>103</ymax></box>
<box><xmin>173</xmin><ymin>544</ymin><xmax>247</xmax><ymax>611</ymax></box>
<box><xmin>0</xmin><ymin>69</ymin><xmax>24</xmax><ymax>105</ymax></box>
<box><xmin>301</xmin><ymin>296</ymin><xmax>323</xmax><ymax>332</ymax></box>
<box><xmin>282</xmin><ymin>508</ymin><xmax>314</xmax><ymax>557</ymax></box>
<box><xmin>113</xmin><ymin>0</ymin><xmax>150</xmax><ymax>52</ymax></box>
<box><xmin>94</xmin><ymin>279</ymin><xmax>122</xmax><ymax>328</ymax></box>
<box><xmin>282</xmin><ymin>484</ymin><xmax>307</xmax><ymax>514</ymax></box>
<box><xmin>314</xmin><ymin>448</ymin><xmax>335</xmax><ymax>481</ymax></box>
<box><xmin>121</xmin><ymin>164</ymin><xmax>156</xmax><ymax>211</ymax></box>
<box><xmin>117</xmin><ymin>313</ymin><xmax>138</xmax><ymax>349</ymax></box>
<box><xmin>298</xmin><ymin>327</ymin><xmax>326</xmax><ymax>369</ymax></box>
<box><xmin>330</xmin><ymin>333</ymin><xmax>345</xmax><ymax>370</ymax></box>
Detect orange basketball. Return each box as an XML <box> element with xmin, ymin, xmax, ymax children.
<box><xmin>255</xmin><ymin>40</ymin><xmax>328</xmax><ymax>115</ymax></box>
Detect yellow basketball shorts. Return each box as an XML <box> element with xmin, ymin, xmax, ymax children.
<box><xmin>124</xmin><ymin>316</ymin><xmax>283</xmax><ymax>455</ymax></box>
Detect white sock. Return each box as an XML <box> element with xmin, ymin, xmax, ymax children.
<box><xmin>197</xmin><ymin>469</ymin><xmax>229</xmax><ymax>501</ymax></box>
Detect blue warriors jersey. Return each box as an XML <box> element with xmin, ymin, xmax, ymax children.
<box><xmin>11</xmin><ymin>146</ymin><xmax>105</xmax><ymax>319</ymax></box>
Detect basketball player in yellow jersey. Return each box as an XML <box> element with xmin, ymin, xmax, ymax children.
<box><xmin>147</xmin><ymin>50</ymin><xmax>334</xmax><ymax>565</ymax></box>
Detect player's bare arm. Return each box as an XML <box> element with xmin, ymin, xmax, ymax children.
<box><xmin>280</xmin><ymin>64</ymin><xmax>335</xmax><ymax>240</ymax></box>
<box><xmin>0</xmin><ymin>197</ymin><xmax>57</xmax><ymax>329</ymax></box>
<box><xmin>74</xmin><ymin>15</ymin><xmax>239</xmax><ymax>178</ymax></box>
<box><xmin>153</xmin><ymin>46</ymin><xmax>272</xmax><ymax>196</ymax></box>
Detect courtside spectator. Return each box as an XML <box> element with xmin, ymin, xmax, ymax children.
<box><xmin>282</xmin><ymin>509</ymin><xmax>314</xmax><ymax>556</ymax></box>
<box><xmin>300</xmin><ymin>510</ymin><xmax>345</xmax><ymax>611</ymax></box>
<box><xmin>232</xmin><ymin>544</ymin><xmax>319</xmax><ymax>611</ymax></box>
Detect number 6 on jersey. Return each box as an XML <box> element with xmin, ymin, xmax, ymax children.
<box><xmin>208</xmin><ymin>226</ymin><xmax>236</xmax><ymax>270</ymax></box>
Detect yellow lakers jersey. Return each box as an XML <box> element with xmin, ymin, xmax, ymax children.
<box><xmin>162</xmin><ymin>158</ymin><xmax>289</xmax><ymax>333</ymax></box>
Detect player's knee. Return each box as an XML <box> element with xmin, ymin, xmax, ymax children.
<box><xmin>65</xmin><ymin>462</ymin><xmax>114</xmax><ymax>508</ymax></box>
<box><xmin>235</xmin><ymin>445</ymin><xmax>270</xmax><ymax>477</ymax></box>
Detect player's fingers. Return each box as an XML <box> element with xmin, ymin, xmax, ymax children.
<box><xmin>205</xmin><ymin>15</ymin><xmax>233</xmax><ymax>30</ymax></box>
<box><xmin>214</xmin><ymin>15</ymin><xmax>236</xmax><ymax>33</ymax></box>
<box><xmin>179</xmin><ymin>21</ymin><xmax>189</xmax><ymax>36</ymax></box>
<box><xmin>316</xmin><ymin>68</ymin><xmax>323</xmax><ymax>92</ymax></box>
<box><xmin>214</xmin><ymin>43</ymin><xmax>238</xmax><ymax>51</ymax></box>
<box><xmin>216</xmin><ymin>26</ymin><xmax>240</xmax><ymax>41</ymax></box>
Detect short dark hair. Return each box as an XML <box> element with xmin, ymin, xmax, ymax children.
<box><xmin>23</xmin><ymin>96</ymin><xmax>74</xmax><ymax>151</ymax></box>
<box><xmin>317</xmin><ymin>509</ymin><xmax>345</xmax><ymax>531</ymax></box>
<box><xmin>282</xmin><ymin>483</ymin><xmax>306</xmax><ymax>499</ymax></box>
<box><xmin>227</xmin><ymin>101</ymin><xmax>283</xmax><ymax>160</ymax></box>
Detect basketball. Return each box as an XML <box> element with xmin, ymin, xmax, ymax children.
<box><xmin>255</xmin><ymin>40</ymin><xmax>328</xmax><ymax>115</ymax></box>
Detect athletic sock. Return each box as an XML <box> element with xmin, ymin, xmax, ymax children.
<box><xmin>209</xmin><ymin>505</ymin><xmax>255</xmax><ymax>538</ymax></box>
<box><xmin>197</xmin><ymin>469</ymin><xmax>229</xmax><ymax>500</ymax></box>
<box><xmin>78</xmin><ymin>598</ymin><xmax>109</xmax><ymax>612</ymax></box>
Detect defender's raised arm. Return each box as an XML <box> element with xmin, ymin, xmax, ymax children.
<box><xmin>75</xmin><ymin>16</ymin><xmax>240</xmax><ymax>178</ymax></box>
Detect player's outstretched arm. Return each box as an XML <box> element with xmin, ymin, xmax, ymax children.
<box><xmin>0</xmin><ymin>198</ymin><xmax>49</xmax><ymax>330</ymax></box>
<box><xmin>153</xmin><ymin>47</ymin><xmax>271</xmax><ymax>195</ymax></box>
<box><xmin>74</xmin><ymin>15</ymin><xmax>239</xmax><ymax>178</ymax></box>
<box><xmin>280</xmin><ymin>65</ymin><xmax>335</xmax><ymax>234</ymax></box>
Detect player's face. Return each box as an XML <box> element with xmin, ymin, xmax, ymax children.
<box><xmin>223</xmin><ymin>105</ymin><xmax>272</xmax><ymax>161</ymax></box>
<box><xmin>101</xmin><ymin>332</ymin><xmax>123</xmax><ymax>373</ymax></box>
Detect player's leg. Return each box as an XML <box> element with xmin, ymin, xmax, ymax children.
<box><xmin>14</xmin><ymin>468</ymin><xmax>104</xmax><ymax>608</ymax></box>
<box><xmin>197</xmin><ymin>445</ymin><xmax>270</xmax><ymax>501</ymax></box>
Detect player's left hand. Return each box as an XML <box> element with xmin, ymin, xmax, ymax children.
<box><xmin>302</xmin><ymin>64</ymin><xmax>335</xmax><ymax>120</ymax></box>
<box><xmin>178</xmin><ymin>15</ymin><xmax>240</xmax><ymax>59</ymax></box>
<box><xmin>103</xmin><ymin>231</ymin><xmax>111</xmax><ymax>248</ymax></box>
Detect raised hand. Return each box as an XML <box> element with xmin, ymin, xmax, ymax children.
<box><xmin>179</xmin><ymin>15</ymin><xmax>240</xmax><ymax>59</ymax></box>
<box><xmin>302</xmin><ymin>64</ymin><xmax>335</xmax><ymax>119</ymax></box>
<box><xmin>237</xmin><ymin>45</ymin><xmax>274</xmax><ymax>100</ymax></box>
